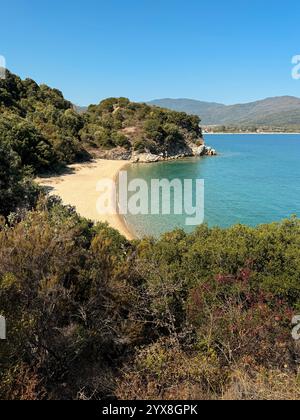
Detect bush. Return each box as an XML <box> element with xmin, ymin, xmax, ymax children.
<box><xmin>0</xmin><ymin>142</ymin><xmax>40</xmax><ymax>217</ymax></box>
<box><xmin>0</xmin><ymin>201</ymin><xmax>138</xmax><ymax>400</ymax></box>
<box><xmin>1</xmin><ymin>204</ymin><xmax>299</xmax><ymax>399</ymax></box>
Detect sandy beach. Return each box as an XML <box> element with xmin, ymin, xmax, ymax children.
<box><xmin>37</xmin><ymin>159</ymin><xmax>135</xmax><ymax>240</ymax></box>
<box><xmin>204</xmin><ymin>132</ymin><xmax>300</xmax><ymax>135</ymax></box>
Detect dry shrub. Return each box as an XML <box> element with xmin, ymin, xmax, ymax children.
<box><xmin>223</xmin><ymin>366</ymin><xmax>300</xmax><ymax>400</ymax></box>
<box><xmin>116</xmin><ymin>338</ymin><xmax>226</xmax><ymax>400</ymax></box>
<box><xmin>2</xmin><ymin>363</ymin><xmax>46</xmax><ymax>401</ymax></box>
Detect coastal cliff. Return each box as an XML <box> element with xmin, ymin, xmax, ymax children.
<box><xmin>83</xmin><ymin>97</ymin><xmax>217</xmax><ymax>163</ymax></box>
<box><xmin>131</xmin><ymin>143</ymin><xmax>217</xmax><ymax>163</ymax></box>
<box><xmin>94</xmin><ymin>142</ymin><xmax>217</xmax><ymax>163</ymax></box>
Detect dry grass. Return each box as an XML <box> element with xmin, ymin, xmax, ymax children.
<box><xmin>222</xmin><ymin>368</ymin><xmax>300</xmax><ymax>400</ymax></box>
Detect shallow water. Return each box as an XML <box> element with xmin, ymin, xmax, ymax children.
<box><xmin>124</xmin><ymin>134</ymin><xmax>300</xmax><ymax>238</ymax></box>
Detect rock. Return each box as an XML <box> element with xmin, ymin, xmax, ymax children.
<box><xmin>92</xmin><ymin>138</ymin><xmax>217</xmax><ymax>163</ymax></box>
<box><xmin>205</xmin><ymin>147</ymin><xmax>217</xmax><ymax>156</ymax></box>
<box><xmin>131</xmin><ymin>152</ymin><xmax>164</xmax><ymax>163</ymax></box>
<box><xmin>93</xmin><ymin>147</ymin><xmax>132</xmax><ymax>160</ymax></box>
<box><xmin>189</xmin><ymin>144</ymin><xmax>206</xmax><ymax>156</ymax></box>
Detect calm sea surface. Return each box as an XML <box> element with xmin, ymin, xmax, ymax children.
<box><xmin>124</xmin><ymin>134</ymin><xmax>300</xmax><ymax>238</ymax></box>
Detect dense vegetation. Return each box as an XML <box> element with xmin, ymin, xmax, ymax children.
<box><xmin>81</xmin><ymin>98</ymin><xmax>202</xmax><ymax>155</ymax></box>
<box><xmin>0</xmin><ymin>70</ymin><xmax>202</xmax><ymax>218</ymax></box>
<box><xmin>0</xmin><ymin>71</ymin><xmax>203</xmax><ymax>174</ymax></box>
<box><xmin>0</xmin><ymin>71</ymin><xmax>87</xmax><ymax>168</ymax></box>
<box><xmin>1</xmin><ymin>70</ymin><xmax>300</xmax><ymax>400</ymax></box>
<box><xmin>0</xmin><ymin>202</ymin><xmax>300</xmax><ymax>400</ymax></box>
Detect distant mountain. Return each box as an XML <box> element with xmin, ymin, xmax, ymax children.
<box><xmin>148</xmin><ymin>96</ymin><xmax>300</xmax><ymax>127</ymax></box>
<box><xmin>74</xmin><ymin>105</ymin><xmax>88</xmax><ymax>114</ymax></box>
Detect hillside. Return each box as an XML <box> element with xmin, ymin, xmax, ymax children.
<box><xmin>0</xmin><ymin>69</ymin><xmax>87</xmax><ymax>169</ymax></box>
<box><xmin>0</xmin><ymin>70</ymin><xmax>209</xmax><ymax>174</ymax></box>
<box><xmin>149</xmin><ymin>96</ymin><xmax>300</xmax><ymax>127</ymax></box>
<box><xmin>81</xmin><ymin>98</ymin><xmax>210</xmax><ymax>161</ymax></box>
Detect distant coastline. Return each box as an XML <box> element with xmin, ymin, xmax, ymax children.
<box><xmin>204</xmin><ymin>132</ymin><xmax>300</xmax><ymax>135</ymax></box>
<box><xmin>149</xmin><ymin>96</ymin><xmax>300</xmax><ymax>130</ymax></box>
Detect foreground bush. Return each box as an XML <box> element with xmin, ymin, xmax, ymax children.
<box><xmin>0</xmin><ymin>206</ymin><xmax>300</xmax><ymax>400</ymax></box>
<box><xmin>0</xmin><ymin>200</ymin><xmax>140</xmax><ymax>399</ymax></box>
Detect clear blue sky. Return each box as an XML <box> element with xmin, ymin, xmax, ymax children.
<box><xmin>1</xmin><ymin>0</ymin><xmax>299</xmax><ymax>105</ymax></box>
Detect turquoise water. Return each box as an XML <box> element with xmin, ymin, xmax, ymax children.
<box><xmin>124</xmin><ymin>134</ymin><xmax>300</xmax><ymax>238</ymax></box>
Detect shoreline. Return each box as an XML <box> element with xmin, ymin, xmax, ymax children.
<box><xmin>37</xmin><ymin>159</ymin><xmax>136</xmax><ymax>241</ymax></box>
<box><xmin>113</xmin><ymin>163</ymin><xmax>137</xmax><ymax>241</ymax></box>
<box><xmin>204</xmin><ymin>132</ymin><xmax>300</xmax><ymax>135</ymax></box>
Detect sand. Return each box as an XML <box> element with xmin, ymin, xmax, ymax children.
<box><xmin>37</xmin><ymin>159</ymin><xmax>135</xmax><ymax>240</ymax></box>
<box><xmin>204</xmin><ymin>132</ymin><xmax>300</xmax><ymax>135</ymax></box>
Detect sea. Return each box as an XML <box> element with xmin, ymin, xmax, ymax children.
<box><xmin>123</xmin><ymin>134</ymin><xmax>300</xmax><ymax>238</ymax></box>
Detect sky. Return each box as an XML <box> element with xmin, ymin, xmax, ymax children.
<box><xmin>1</xmin><ymin>0</ymin><xmax>300</xmax><ymax>105</ymax></box>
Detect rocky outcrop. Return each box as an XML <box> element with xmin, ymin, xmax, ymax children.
<box><xmin>91</xmin><ymin>141</ymin><xmax>217</xmax><ymax>163</ymax></box>
<box><xmin>189</xmin><ymin>143</ymin><xmax>217</xmax><ymax>157</ymax></box>
<box><xmin>203</xmin><ymin>146</ymin><xmax>217</xmax><ymax>156</ymax></box>
<box><xmin>131</xmin><ymin>143</ymin><xmax>217</xmax><ymax>163</ymax></box>
<box><xmin>93</xmin><ymin>147</ymin><xmax>132</xmax><ymax>161</ymax></box>
<box><xmin>131</xmin><ymin>152</ymin><xmax>164</xmax><ymax>163</ymax></box>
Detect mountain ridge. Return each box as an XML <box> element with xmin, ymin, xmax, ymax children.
<box><xmin>148</xmin><ymin>96</ymin><xmax>300</xmax><ymax>127</ymax></box>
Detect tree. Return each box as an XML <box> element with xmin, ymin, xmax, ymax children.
<box><xmin>0</xmin><ymin>142</ymin><xmax>39</xmax><ymax>217</ymax></box>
